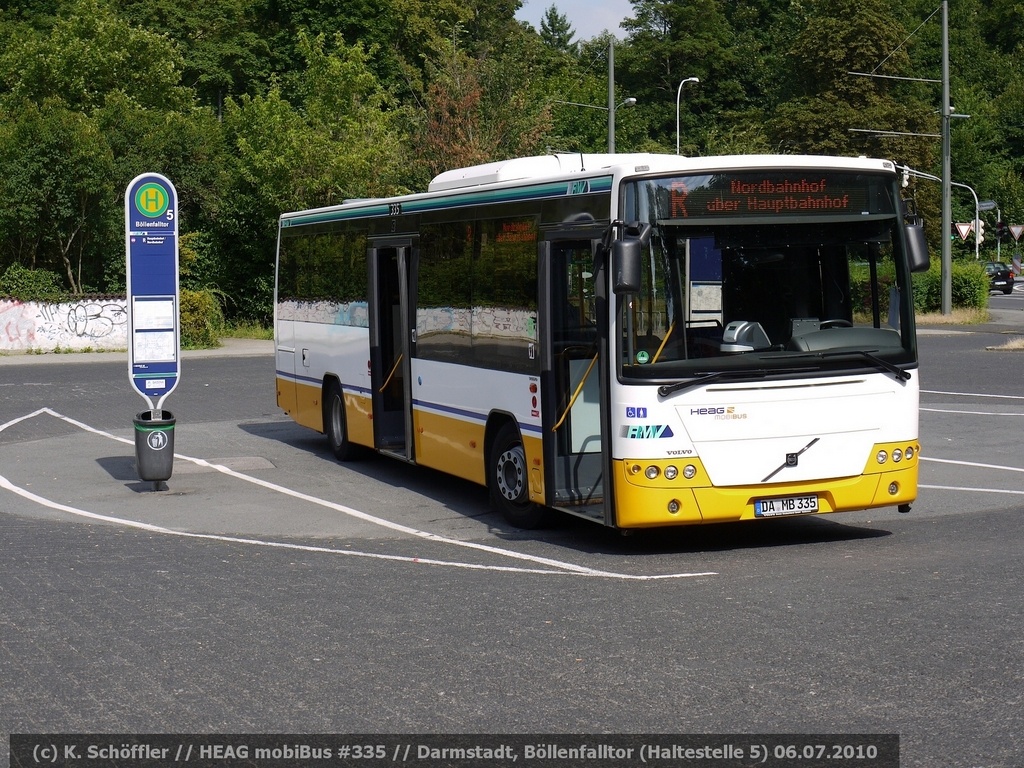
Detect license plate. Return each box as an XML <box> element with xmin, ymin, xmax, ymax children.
<box><xmin>754</xmin><ymin>494</ymin><xmax>819</xmax><ymax>517</ymax></box>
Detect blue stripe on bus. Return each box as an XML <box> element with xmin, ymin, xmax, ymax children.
<box><xmin>276</xmin><ymin>371</ymin><xmax>540</xmax><ymax>435</ymax></box>
<box><xmin>281</xmin><ymin>176</ymin><xmax>613</xmax><ymax>227</ymax></box>
<box><xmin>411</xmin><ymin>400</ymin><xmax>543</xmax><ymax>436</ymax></box>
<box><xmin>276</xmin><ymin>370</ymin><xmax>373</xmax><ymax>396</ymax></box>
<box><xmin>276</xmin><ymin>370</ymin><xmax>326</xmax><ymax>387</ymax></box>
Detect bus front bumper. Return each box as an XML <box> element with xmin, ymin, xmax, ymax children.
<box><xmin>612</xmin><ymin>449</ymin><xmax>919</xmax><ymax>529</ymax></box>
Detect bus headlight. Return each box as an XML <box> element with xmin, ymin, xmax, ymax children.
<box><xmin>892</xmin><ymin>449</ymin><xmax>903</xmax><ymax>462</ymax></box>
<box><xmin>876</xmin><ymin>450</ymin><xmax>888</xmax><ymax>464</ymax></box>
<box><xmin>683</xmin><ymin>464</ymin><xmax>697</xmax><ymax>479</ymax></box>
<box><xmin>667</xmin><ymin>499</ymin><xmax>681</xmax><ymax>514</ymax></box>
<box><xmin>645</xmin><ymin>465</ymin><xmax>660</xmax><ymax>480</ymax></box>
<box><xmin>664</xmin><ymin>465</ymin><xmax>679</xmax><ymax>480</ymax></box>
<box><xmin>905</xmin><ymin>446</ymin><xmax>915</xmax><ymax>460</ymax></box>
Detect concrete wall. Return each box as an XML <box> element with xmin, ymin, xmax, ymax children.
<box><xmin>0</xmin><ymin>298</ymin><xmax>128</xmax><ymax>353</ymax></box>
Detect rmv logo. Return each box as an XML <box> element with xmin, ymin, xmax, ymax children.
<box><xmin>624</xmin><ymin>424</ymin><xmax>675</xmax><ymax>439</ymax></box>
<box><xmin>568</xmin><ymin>180</ymin><xmax>591</xmax><ymax>195</ymax></box>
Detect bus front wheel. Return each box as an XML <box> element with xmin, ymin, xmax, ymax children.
<box><xmin>324</xmin><ymin>381</ymin><xmax>357</xmax><ymax>461</ymax></box>
<box><xmin>489</xmin><ymin>422</ymin><xmax>547</xmax><ymax>529</ymax></box>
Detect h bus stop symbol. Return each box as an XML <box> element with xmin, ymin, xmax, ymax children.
<box><xmin>137</xmin><ymin>183</ymin><xmax>169</xmax><ymax>218</ymax></box>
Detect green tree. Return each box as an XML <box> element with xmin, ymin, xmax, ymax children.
<box><xmin>413</xmin><ymin>34</ymin><xmax>554</xmax><ymax>180</ymax></box>
<box><xmin>217</xmin><ymin>32</ymin><xmax>410</xmax><ymax>321</ymax></box>
<box><xmin>0</xmin><ymin>100</ymin><xmax>115</xmax><ymax>292</ymax></box>
<box><xmin>540</xmin><ymin>5</ymin><xmax>575</xmax><ymax>52</ymax></box>
<box><xmin>0</xmin><ymin>0</ymin><xmax>192</xmax><ymax>113</ymax></box>
<box><xmin>539</xmin><ymin>35</ymin><xmax>651</xmax><ymax>154</ymax></box>
<box><xmin>619</xmin><ymin>0</ymin><xmax>743</xmax><ymax>153</ymax></box>
<box><xmin>94</xmin><ymin>93</ymin><xmax>228</xmax><ymax>291</ymax></box>
<box><xmin>980</xmin><ymin>0</ymin><xmax>1024</xmax><ymax>54</ymax></box>
<box><xmin>766</xmin><ymin>0</ymin><xmax>934</xmax><ymax>169</ymax></box>
<box><xmin>0</xmin><ymin>0</ymin><xmax>223</xmax><ymax>293</ymax></box>
<box><xmin>113</xmin><ymin>0</ymin><xmax>275</xmax><ymax>109</ymax></box>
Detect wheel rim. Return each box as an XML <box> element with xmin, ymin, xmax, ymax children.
<box><xmin>496</xmin><ymin>444</ymin><xmax>526</xmax><ymax>502</ymax></box>
<box><xmin>330</xmin><ymin>394</ymin><xmax>344</xmax><ymax>445</ymax></box>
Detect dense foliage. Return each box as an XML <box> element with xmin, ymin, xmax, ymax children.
<box><xmin>1</xmin><ymin>0</ymin><xmax>1021</xmax><ymax>320</ymax></box>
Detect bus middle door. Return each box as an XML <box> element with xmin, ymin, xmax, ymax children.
<box><xmin>369</xmin><ymin>242</ymin><xmax>414</xmax><ymax>461</ymax></box>
<box><xmin>546</xmin><ymin>238</ymin><xmax>608</xmax><ymax>523</ymax></box>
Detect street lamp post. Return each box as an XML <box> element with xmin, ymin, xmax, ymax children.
<box><xmin>940</xmin><ymin>0</ymin><xmax>952</xmax><ymax>314</ymax></box>
<box><xmin>608</xmin><ymin>97</ymin><xmax>637</xmax><ymax>153</ymax></box>
<box><xmin>608</xmin><ymin>40</ymin><xmax>616</xmax><ymax>153</ymax></box>
<box><xmin>676</xmin><ymin>77</ymin><xmax>700</xmax><ymax>155</ymax></box>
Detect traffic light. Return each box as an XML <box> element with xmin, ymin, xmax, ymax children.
<box><xmin>977</xmin><ymin>218</ymin><xmax>985</xmax><ymax>243</ymax></box>
<box><xmin>996</xmin><ymin>221</ymin><xmax>1008</xmax><ymax>240</ymax></box>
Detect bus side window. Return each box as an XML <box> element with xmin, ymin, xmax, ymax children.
<box><xmin>554</xmin><ymin>243</ymin><xmax>597</xmax><ymax>347</ymax></box>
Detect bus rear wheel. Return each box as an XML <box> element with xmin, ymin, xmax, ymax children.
<box><xmin>489</xmin><ymin>422</ymin><xmax>547</xmax><ymax>529</ymax></box>
<box><xmin>324</xmin><ymin>381</ymin><xmax>357</xmax><ymax>461</ymax></box>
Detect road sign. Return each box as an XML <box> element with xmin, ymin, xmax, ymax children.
<box><xmin>1010</xmin><ymin>224</ymin><xmax>1024</xmax><ymax>242</ymax></box>
<box><xmin>955</xmin><ymin>222</ymin><xmax>974</xmax><ymax>241</ymax></box>
<box><xmin>125</xmin><ymin>173</ymin><xmax>180</xmax><ymax>411</ymax></box>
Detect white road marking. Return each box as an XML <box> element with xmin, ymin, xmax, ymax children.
<box><xmin>922</xmin><ymin>456</ymin><xmax>1024</xmax><ymax>474</ymax></box>
<box><xmin>920</xmin><ymin>484</ymin><xmax>1024</xmax><ymax>496</ymax></box>
<box><xmin>920</xmin><ymin>390</ymin><xmax>1024</xmax><ymax>493</ymax></box>
<box><xmin>0</xmin><ymin>408</ymin><xmax>715</xmax><ymax>581</ymax></box>
<box><xmin>922</xmin><ymin>407</ymin><xmax>1024</xmax><ymax>416</ymax></box>
<box><xmin>922</xmin><ymin>389</ymin><xmax>1024</xmax><ymax>400</ymax></box>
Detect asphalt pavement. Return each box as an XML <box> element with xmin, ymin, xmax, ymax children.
<box><xmin>3</xmin><ymin>307</ymin><xmax>1024</xmax><ymax>768</ymax></box>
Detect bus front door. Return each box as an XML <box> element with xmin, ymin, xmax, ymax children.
<box><xmin>369</xmin><ymin>244</ymin><xmax>413</xmax><ymax>461</ymax></box>
<box><xmin>548</xmin><ymin>239</ymin><xmax>607</xmax><ymax>523</ymax></box>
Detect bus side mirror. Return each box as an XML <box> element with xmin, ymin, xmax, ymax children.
<box><xmin>905</xmin><ymin>218</ymin><xmax>930</xmax><ymax>273</ymax></box>
<box><xmin>612</xmin><ymin>238</ymin><xmax>642</xmax><ymax>294</ymax></box>
<box><xmin>612</xmin><ymin>221</ymin><xmax>650</xmax><ymax>294</ymax></box>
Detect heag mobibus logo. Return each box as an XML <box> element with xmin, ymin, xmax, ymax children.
<box><xmin>690</xmin><ymin>405</ymin><xmax>747</xmax><ymax>420</ymax></box>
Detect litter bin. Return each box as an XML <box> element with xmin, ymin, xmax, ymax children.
<box><xmin>134</xmin><ymin>409</ymin><xmax>175</xmax><ymax>483</ymax></box>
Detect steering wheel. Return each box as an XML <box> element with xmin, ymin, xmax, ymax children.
<box><xmin>820</xmin><ymin>319</ymin><xmax>853</xmax><ymax>329</ymax></box>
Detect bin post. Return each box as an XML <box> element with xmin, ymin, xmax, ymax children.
<box><xmin>134</xmin><ymin>409</ymin><xmax>175</xmax><ymax>489</ymax></box>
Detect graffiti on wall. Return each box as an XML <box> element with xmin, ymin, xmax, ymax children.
<box><xmin>0</xmin><ymin>299</ymin><xmax>129</xmax><ymax>352</ymax></box>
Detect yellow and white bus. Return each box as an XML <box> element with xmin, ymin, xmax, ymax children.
<box><xmin>275</xmin><ymin>152</ymin><xmax>929</xmax><ymax>529</ymax></box>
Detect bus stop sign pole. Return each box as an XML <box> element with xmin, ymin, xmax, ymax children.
<box><xmin>125</xmin><ymin>173</ymin><xmax>180</xmax><ymax>486</ymax></box>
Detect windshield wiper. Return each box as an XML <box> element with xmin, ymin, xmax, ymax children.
<box><xmin>656</xmin><ymin>354</ymin><xmax>906</xmax><ymax>397</ymax></box>
<box><xmin>810</xmin><ymin>349</ymin><xmax>911</xmax><ymax>381</ymax></box>
<box><xmin>658</xmin><ymin>368</ymin><xmax>773</xmax><ymax>397</ymax></box>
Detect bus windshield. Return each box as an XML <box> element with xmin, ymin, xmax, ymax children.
<box><xmin>619</xmin><ymin>170</ymin><xmax>915</xmax><ymax>381</ymax></box>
